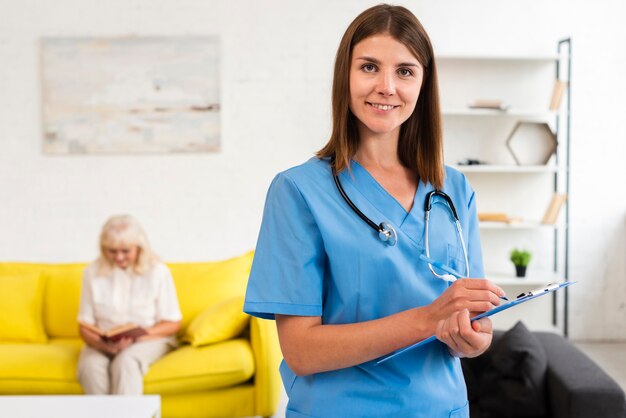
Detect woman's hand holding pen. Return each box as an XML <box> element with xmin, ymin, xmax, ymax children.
<box><xmin>428</xmin><ymin>278</ymin><xmax>506</xmax><ymax>319</ymax></box>
<box><xmin>427</xmin><ymin>278</ymin><xmax>505</xmax><ymax>358</ymax></box>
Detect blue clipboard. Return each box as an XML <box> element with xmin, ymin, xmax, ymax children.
<box><xmin>376</xmin><ymin>281</ymin><xmax>576</xmax><ymax>364</ymax></box>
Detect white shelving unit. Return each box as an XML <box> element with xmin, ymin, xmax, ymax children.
<box><xmin>438</xmin><ymin>40</ymin><xmax>571</xmax><ymax>334</ymax></box>
<box><xmin>487</xmin><ymin>273</ymin><xmax>560</xmax><ymax>287</ymax></box>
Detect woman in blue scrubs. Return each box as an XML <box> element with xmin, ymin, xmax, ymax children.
<box><xmin>244</xmin><ymin>4</ymin><xmax>506</xmax><ymax>417</ymax></box>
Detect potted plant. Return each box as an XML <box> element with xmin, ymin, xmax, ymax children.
<box><xmin>510</xmin><ymin>248</ymin><xmax>532</xmax><ymax>278</ymax></box>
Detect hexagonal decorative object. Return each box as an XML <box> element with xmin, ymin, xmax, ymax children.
<box><xmin>506</xmin><ymin>121</ymin><xmax>558</xmax><ymax>165</ymax></box>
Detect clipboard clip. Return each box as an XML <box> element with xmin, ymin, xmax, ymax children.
<box><xmin>516</xmin><ymin>282</ymin><xmax>560</xmax><ymax>299</ymax></box>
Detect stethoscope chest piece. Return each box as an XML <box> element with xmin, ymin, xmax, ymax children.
<box><xmin>378</xmin><ymin>222</ymin><xmax>397</xmax><ymax>246</ymax></box>
<box><xmin>332</xmin><ymin>167</ymin><xmax>399</xmax><ymax>247</ymax></box>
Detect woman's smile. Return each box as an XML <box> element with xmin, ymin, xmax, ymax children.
<box><xmin>367</xmin><ymin>102</ymin><xmax>400</xmax><ymax>112</ymax></box>
<box><xmin>349</xmin><ymin>33</ymin><xmax>423</xmax><ymax>138</ymax></box>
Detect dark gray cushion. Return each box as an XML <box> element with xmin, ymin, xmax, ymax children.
<box><xmin>465</xmin><ymin>321</ymin><xmax>548</xmax><ymax>418</ymax></box>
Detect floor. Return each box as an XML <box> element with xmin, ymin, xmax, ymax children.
<box><xmin>268</xmin><ymin>341</ymin><xmax>626</xmax><ymax>418</ymax></box>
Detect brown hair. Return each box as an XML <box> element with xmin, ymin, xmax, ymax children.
<box><xmin>316</xmin><ymin>4</ymin><xmax>444</xmax><ymax>189</ymax></box>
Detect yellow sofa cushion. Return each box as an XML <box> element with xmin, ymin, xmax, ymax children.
<box><xmin>41</xmin><ymin>264</ymin><xmax>85</xmax><ymax>338</ymax></box>
<box><xmin>167</xmin><ymin>251</ymin><xmax>254</xmax><ymax>333</ymax></box>
<box><xmin>145</xmin><ymin>338</ymin><xmax>255</xmax><ymax>395</ymax></box>
<box><xmin>0</xmin><ymin>338</ymin><xmax>83</xmax><ymax>394</ymax></box>
<box><xmin>0</xmin><ymin>263</ymin><xmax>85</xmax><ymax>338</ymax></box>
<box><xmin>183</xmin><ymin>296</ymin><xmax>250</xmax><ymax>347</ymax></box>
<box><xmin>0</xmin><ymin>273</ymin><xmax>47</xmax><ymax>343</ymax></box>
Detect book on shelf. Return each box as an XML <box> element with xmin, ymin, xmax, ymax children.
<box><xmin>468</xmin><ymin>99</ymin><xmax>510</xmax><ymax>111</ymax></box>
<box><xmin>549</xmin><ymin>80</ymin><xmax>568</xmax><ymax>111</ymax></box>
<box><xmin>79</xmin><ymin>321</ymin><xmax>148</xmax><ymax>343</ymax></box>
<box><xmin>541</xmin><ymin>193</ymin><xmax>567</xmax><ymax>224</ymax></box>
<box><xmin>478</xmin><ymin>212</ymin><xmax>522</xmax><ymax>223</ymax></box>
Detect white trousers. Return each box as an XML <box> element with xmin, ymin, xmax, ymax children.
<box><xmin>77</xmin><ymin>338</ymin><xmax>176</xmax><ymax>395</ymax></box>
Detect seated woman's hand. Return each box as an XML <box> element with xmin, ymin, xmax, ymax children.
<box><xmin>113</xmin><ymin>337</ymin><xmax>134</xmax><ymax>351</ymax></box>
<box><xmin>101</xmin><ymin>337</ymin><xmax>134</xmax><ymax>355</ymax></box>
<box><xmin>436</xmin><ymin>309</ymin><xmax>493</xmax><ymax>358</ymax></box>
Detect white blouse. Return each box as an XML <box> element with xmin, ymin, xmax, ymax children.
<box><xmin>77</xmin><ymin>261</ymin><xmax>182</xmax><ymax>331</ymax></box>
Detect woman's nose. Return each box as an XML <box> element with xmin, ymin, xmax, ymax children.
<box><xmin>377</xmin><ymin>70</ymin><xmax>396</xmax><ymax>96</ymax></box>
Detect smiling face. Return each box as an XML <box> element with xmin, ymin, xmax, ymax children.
<box><xmin>349</xmin><ymin>33</ymin><xmax>423</xmax><ymax>140</ymax></box>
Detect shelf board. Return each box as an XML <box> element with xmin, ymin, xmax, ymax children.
<box><xmin>438</xmin><ymin>54</ymin><xmax>560</xmax><ymax>62</ymax></box>
<box><xmin>452</xmin><ymin>165</ymin><xmax>558</xmax><ymax>173</ymax></box>
<box><xmin>487</xmin><ymin>271</ymin><xmax>563</xmax><ymax>286</ymax></box>
<box><xmin>479</xmin><ymin>221</ymin><xmax>557</xmax><ymax>230</ymax></box>
<box><xmin>442</xmin><ymin>108</ymin><xmax>556</xmax><ymax>118</ymax></box>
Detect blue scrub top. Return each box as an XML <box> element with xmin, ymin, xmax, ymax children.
<box><xmin>244</xmin><ymin>157</ymin><xmax>484</xmax><ymax>418</ymax></box>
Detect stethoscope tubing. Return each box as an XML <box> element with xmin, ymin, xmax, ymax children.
<box><xmin>425</xmin><ymin>209</ymin><xmax>470</xmax><ymax>280</ymax></box>
<box><xmin>332</xmin><ymin>168</ymin><xmax>397</xmax><ymax>245</ymax></box>
<box><xmin>332</xmin><ymin>172</ymin><xmax>380</xmax><ymax>232</ymax></box>
<box><xmin>332</xmin><ymin>163</ymin><xmax>470</xmax><ymax>280</ymax></box>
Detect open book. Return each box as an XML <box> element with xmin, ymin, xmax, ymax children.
<box><xmin>79</xmin><ymin>321</ymin><xmax>148</xmax><ymax>343</ymax></box>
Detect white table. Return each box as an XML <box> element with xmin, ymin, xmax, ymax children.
<box><xmin>0</xmin><ymin>395</ymin><xmax>161</xmax><ymax>418</ymax></box>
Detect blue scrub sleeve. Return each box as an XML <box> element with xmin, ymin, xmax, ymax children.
<box><xmin>244</xmin><ymin>173</ymin><xmax>326</xmax><ymax>320</ymax></box>
<box><xmin>466</xmin><ymin>188</ymin><xmax>485</xmax><ymax>278</ymax></box>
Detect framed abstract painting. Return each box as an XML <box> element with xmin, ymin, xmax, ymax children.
<box><xmin>41</xmin><ymin>36</ymin><xmax>220</xmax><ymax>154</ymax></box>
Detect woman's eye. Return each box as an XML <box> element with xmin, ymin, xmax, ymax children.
<box><xmin>398</xmin><ymin>68</ymin><xmax>413</xmax><ymax>77</ymax></box>
<box><xmin>362</xmin><ymin>64</ymin><xmax>377</xmax><ymax>73</ymax></box>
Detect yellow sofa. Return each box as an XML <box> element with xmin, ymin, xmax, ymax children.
<box><xmin>0</xmin><ymin>251</ymin><xmax>282</xmax><ymax>418</ymax></box>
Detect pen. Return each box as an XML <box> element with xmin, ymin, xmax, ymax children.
<box><xmin>418</xmin><ymin>254</ymin><xmax>509</xmax><ymax>301</ymax></box>
<box><xmin>418</xmin><ymin>254</ymin><xmax>464</xmax><ymax>279</ymax></box>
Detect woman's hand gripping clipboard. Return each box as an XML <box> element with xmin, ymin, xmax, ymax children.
<box><xmin>376</xmin><ymin>281</ymin><xmax>576</xmax><ymax>364</ymax></box>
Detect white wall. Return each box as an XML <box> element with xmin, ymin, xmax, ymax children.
<box><xmin>1</xmin><ymin>0</ymin><xmax>624</xmax><ymax>340</ymax></box>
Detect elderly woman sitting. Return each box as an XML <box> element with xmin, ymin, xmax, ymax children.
<box><xmin>77</xmin><ymin>214</ymin><xmax>182</xmax><ymax>395</ymax></box>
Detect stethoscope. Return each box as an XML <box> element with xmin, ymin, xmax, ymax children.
<box><xmin>332</xmin><ymin>167</ymin><xmax>470</xmax><ymax>282</ymax></box>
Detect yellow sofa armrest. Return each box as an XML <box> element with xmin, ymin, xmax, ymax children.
<box><xmin>250</xmin><ymin>316</ymin><xmax>282</xmax><ymax>417</ymax></box>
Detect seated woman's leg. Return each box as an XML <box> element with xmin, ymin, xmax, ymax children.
<box><xmin>110</xmin><ymin>338</ymin><xmax>175</xmax><ymax>395</ymax></box>
<box><xmin>77</xmin><ymin>346</ymin><xmax>112</xmax><ymax>394</ymax></box>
